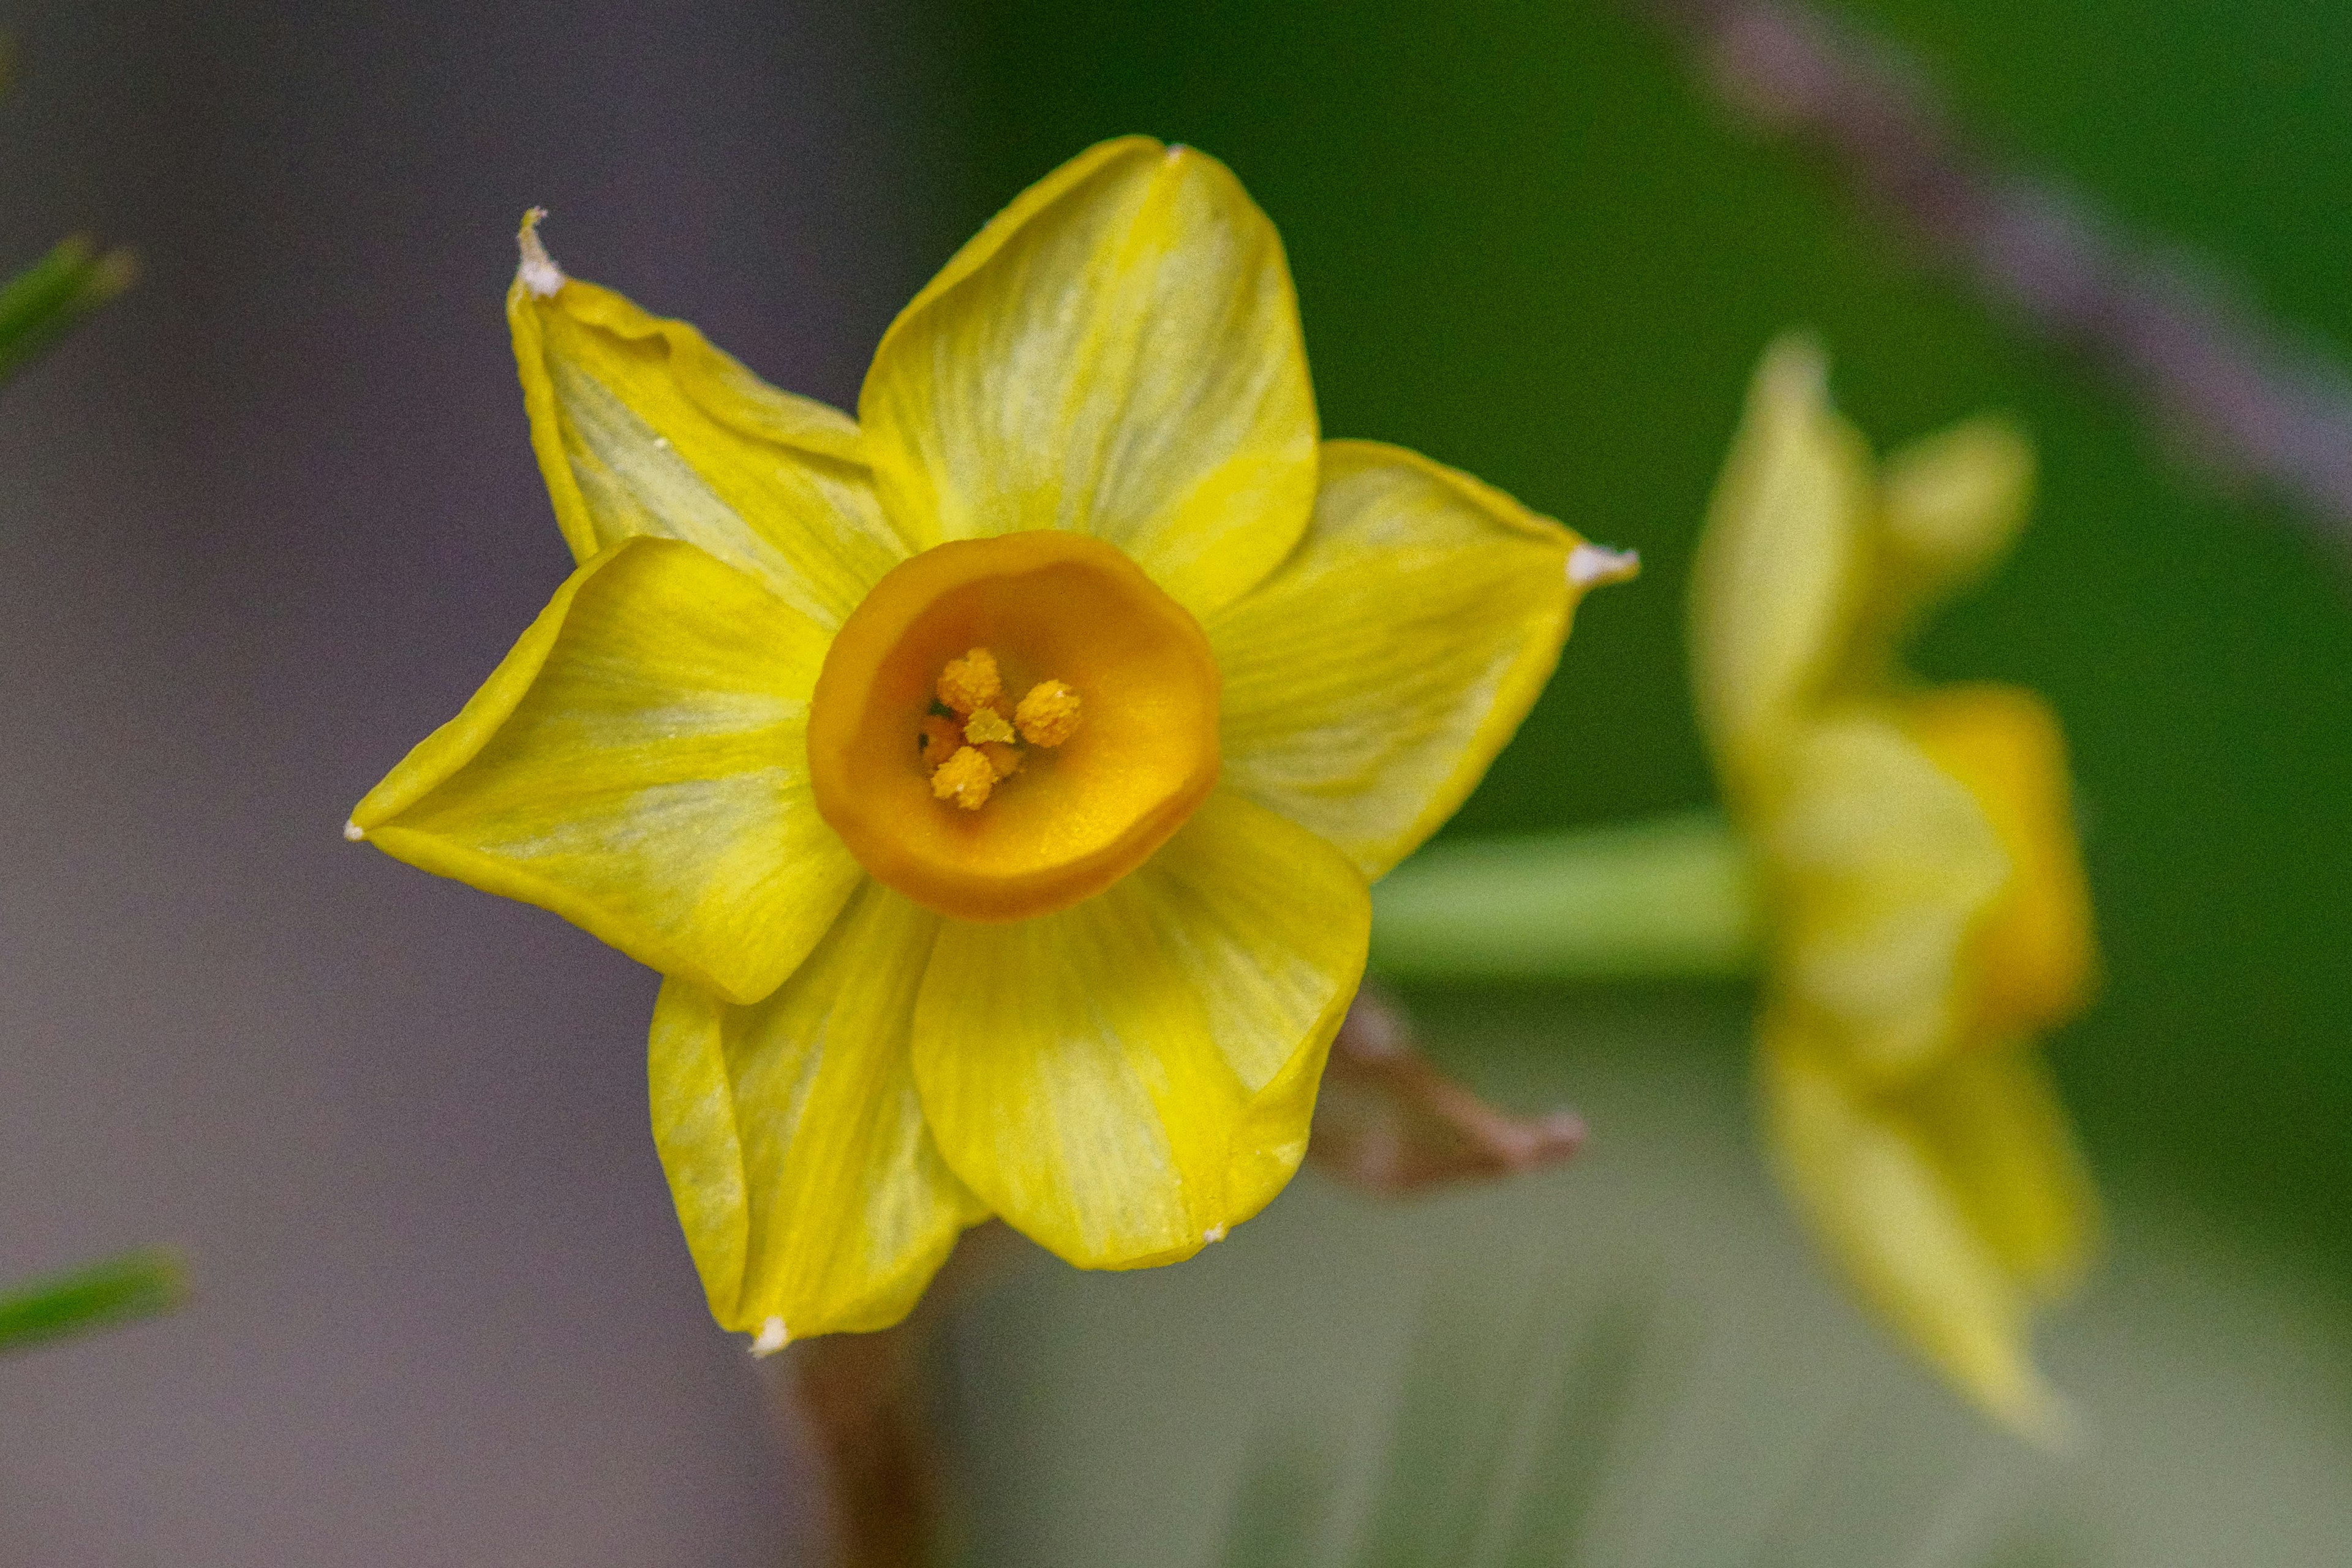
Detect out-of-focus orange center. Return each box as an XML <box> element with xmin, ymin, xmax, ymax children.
<box><xmin>807</xmin><ymin>532</ymin><xmax>1221</xmax><ymax>922</ymax></box>
<box><xmin>1905</xmin><ymin>682</ymin><xmax>2098</xmax><ymax>1040</ymax></box>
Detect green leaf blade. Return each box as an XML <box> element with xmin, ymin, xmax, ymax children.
<box><xmin>0</xmin><ymin>1247</ymin><xmax>187</xmax><ymax>1354</ymax></box>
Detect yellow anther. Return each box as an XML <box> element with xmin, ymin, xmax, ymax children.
<box><xmin>930</xmin><ymin>746</ymin><xmax>995</xmax><ymax>810</ymax></box>
<box><xmin>1016</xmin><ymin>680</ymin><xmax>1082</xmax><ymax>747</ymax></box>
<box><xmin>980</xmin><ymin>741</ymin><xmax>1023</xmax><ymax>780</ymax></box>
<box><xmin>937</xmin><ymin>647</ymin><xmax>1002</xmax><ymax>715</ymax></box>
<box><xmin>963</xmin><ymin>705</ymin><xmax>1016</xmax><ymax>746</ymax></box>
<box><xmin>918</xmin><ymin>714</ymin><xmax>963</xmax><ymax>768</ymax></box>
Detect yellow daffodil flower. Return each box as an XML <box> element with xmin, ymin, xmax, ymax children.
<box><xmin>1689</xmin><ymin>336</ymin><xmax>2100</xmax><ymax>1438</ymax></box>
<box><xmin>347</xmin><ymin>138</ymin><xmax>1634</xmax><ymax>1346</ymax></box>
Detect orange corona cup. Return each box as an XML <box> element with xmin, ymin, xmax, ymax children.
<box><xmin>806</xmin><ymin>531</ymin><xmax>1221</xmax><ymax>922</ymax></box>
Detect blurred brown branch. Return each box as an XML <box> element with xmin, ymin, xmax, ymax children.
<box><xmin>782</xmin><ymin>1328</ymin><xmax>939</xmax><ymax>1568</ymax></box>
<box><xmin>765</xmin><ymin>1222</ymin><xmax>1023</xmax><ymax>1568</ymax></box>
<box><xmin>1310</xmin><ymin>988</ymin><xmax>1586</xmax><ymax>1195</ymax></box>
<box><xmin>1630</xmin><ymin>0</ymin><xmax>2352</xmax><ymax>548</ymax></box>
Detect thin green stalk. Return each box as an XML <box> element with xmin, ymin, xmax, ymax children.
<box><xmin>0</xmin><ymin>235</ymin><xmax>135</xmax><ymax>381</ymax></box>
<box><xmin>0</xmin><ymin>1247</ymin><xmax>186</xmax><ymax>1354</ymax></box>
<box><xmin>1368</xmin><ymin>809</ymin><xmax>1760</xmax><ymax>983</ymax></box>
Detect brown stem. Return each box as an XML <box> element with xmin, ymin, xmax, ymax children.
<box><xmin>1308</xmin><ymin>987</ymin><xmax>1587</xmax><ymax>1196</ymax></box>
<box><xmin>764</xmin><ymin>1222</ymin><xmax>1022</xmax><ymax>1568</ymax></box>
<box><xmin>780</xmin><ymin>1328</ymin><xmax>938</xmax><ymax>1568</ymax></box>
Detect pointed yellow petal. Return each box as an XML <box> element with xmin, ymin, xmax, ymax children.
<box><xmin>350</xmin><ymin>538</ymin><xmax>861</xmax><ymax>1005</ymax></box>
<box><xmin>1880</xmin><ymin>413</ymin><xmax>2034</xmax><ymax>603</ymax></box>
<box><xmin>910</xmin><ymin>790</ymin><xmax>1368</xmax><ymax>1269</ymax></box>
<box><xmin>860</xmin><ymin>138</ymin><xmax>1318</xmax><ymax>619</ymax></box>
<box><xmin>649</xmin><ymin>881</ymin><xmax>987</xmax><ymax>1340</ymax></box>
<box><xmin>1211</xmin><ymin>442</ymin><xmax>1615</xmax><ymax>879</ymax></box>
<box><xmin>1689</xmin><ymin>334</ymin><xmax>1871</xmax><ymax>778</ymax></box>
<box><xmin>1762</xmin><ymin>1022</ymin><xmax>2070</xmax><ymax>1441</ymax></box>
<box><xmin>1905</xmin><ymin>1043</ymin><xmax>2098</xmax><ymax>1300</ymax></box>
<box><xmin>1770</xmin><ymin>712</ymin><xmax>2010</xmax><ymax>1079</ymax></box>
<box><xmin>508</xmin><ymin>213</ymin><xmax>910</xmax><ymax>627</ymax></box>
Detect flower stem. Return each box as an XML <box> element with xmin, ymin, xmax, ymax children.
<box><xmin>0</xmin><ymin>1247</ymin><xmax>186</xmax><ymax>1354</ymax></box>
<box><xmin>1368</xmin><ymin>809</ymin><xmax>1760</xmax><ymax>982</ymax></box>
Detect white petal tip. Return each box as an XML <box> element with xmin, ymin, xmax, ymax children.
<box><xmin>1567</xmin><ymin>542</ymin><xmax>1641</xmax><ymax>588</ymax></box>
<box><xmin>342</xmin><ymin>820</ymin><xmax>366</xmax><ymax>843</ymax></box>
<box><xmin>750</xmin><ymin>1317</ymin><xmax>790</xmax><ymax>1357</ymax></box>
<box><xmin>516</xmin><ymin>207</ymin><xmax>564</xmax><ymax>299</ymax></box>
<box><xmin>1202</xmin><ymin>1224</ymin><xmax>1228</xmax><ymax>1244</ymax></box>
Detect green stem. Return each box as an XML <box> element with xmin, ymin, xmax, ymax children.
<box><xmin>0</xmin><ymin>1248</ymin><xmax>186</xmax><ymax>1354</ymax></box>
<box><xmin>0</xmin><ymin>235</ymin><xmax>135</xmax><ymax>382</ymax></box>
<box><xmin>1369</xmin><ymin>808</ymin><xmax>1761</xmax><ymax>983</ymax></box>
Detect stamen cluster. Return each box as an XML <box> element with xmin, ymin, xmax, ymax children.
<box><xmin>922</xmin><ymin>647</ymin><xmax>1082</xmax><ymax>810</ymax></box>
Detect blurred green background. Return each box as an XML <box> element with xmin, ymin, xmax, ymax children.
<box><xmin>940</xmin><ymin>0</ymin><xmax>2352</xmax><ymax>1287</ymax></box>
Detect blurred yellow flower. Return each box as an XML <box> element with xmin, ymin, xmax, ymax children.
<box><xmin>1690</xmin><ymin>336</ymin><xmax>2100</xmax><ymax>1438</ymax></box>
<box><xmin>348</xmin><ymin>138</ymin><xmax>1632</xmax><ymax>1343</ymax></box>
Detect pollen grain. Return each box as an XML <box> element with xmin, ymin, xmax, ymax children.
<box><xmin>930</xmin><ymin>745</ymin><xmax>997</xmax><ymax>810</ymax></box>
<box><xmin>937</xmin><ymin>647</ymin><xmax>1002</xmax><ymax>715</ymax></box>
<box><xmin>1016</xmin><ymin>680</ymin><xmax>1082</xmax><ymax>747</ymax></box>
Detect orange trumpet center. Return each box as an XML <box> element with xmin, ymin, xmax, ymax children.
<box><xmin>807</xmin><ymin>532</ymin><xmax>1221</xmax><ymax>922</ymax></box>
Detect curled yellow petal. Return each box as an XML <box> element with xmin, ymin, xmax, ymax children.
<box><xmin>1688</xmin><ymin>334</ymin><xmax>1871</xmax><ymax>782</ymax></box>
<box><xmin>1880</xmin><ymin>413</ymin><xmax>2035</xmax><ymax>605</ymax></box>
<box><xmin>1905</xmin><ymin>1043</ymin><xmax>2098</xmax><ymax>1300</ymax></box>
<box><xmin>1770</xmin><ymin>712</ymin><xmax>2010</xmax><ymax>1080</ymax></box>
<box><xmin>649</xmin><ymin>882</ymin><xmax>987</xmax><ymax>1341</ymax></box>
<box><xmin>1762</xmin><ymin>1021</ymin><xmax>2071</xmax><ymax>1442</ymax></box>
<box><xmin>909</xmin><ymin>790</ymin><xmax>1368</xmax><ymax>1268</ymax></box>
<box><xmin>509</xmin><ymin>211</ymin><xmax>910</xmax><ymax>626</ymax></box>
<box><xmin>1212</xmin><ymin>440</ymin><xmax>1608</xmax><ymax>879</ymax></box>
<box><xmin>349</xmin><ymin>537</ymin><xmax>861</xmax><ymax>1006</ymax></box>
<box><xmin>859</xmin><ymin>137</ymin><xmax>1318</xmax><ymax>619</ymax></box>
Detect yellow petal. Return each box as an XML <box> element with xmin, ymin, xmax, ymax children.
<box><xmin>1761</xmin><ymin>1020</ymin><xmax>2070</xmax><ymax>1441</ymax></box>
<box><xmin>910</xmin><ymin>790</ymin><xmax>1368</xmax><ymax>1269</ymax></box>
<box><xmin>1905</xmin><ymin>682</ymin><xmax>2100</xmax><ymax>1039</ymax></box>
<box><xmin>1904</xmin><ymin>1043</ymin><xmax>2098</xmax><ymax>1299</ymax></box>
<box><xmin>1833</xmin><ymin>415</ymin><xmax>2037</xmax><ymax>685</ymax></box>
<box><xmin>860</xmin><ymin>137</ymin><xmax>1319</xmax><ymax>619</ymax></box>
<box><xmin>1880</xmin><ymin>413</ymin><xmax>2034</xmax><ymax>605</ymax></box>
<box><xmin>1210</xmin><ymin>441</ymin><xmax>1602</xmax><ymax>879</ymax></box>
<box><xmin>350</xmin><ymin>537</ymin><xmax>862</xmax><ymax>1006</ymax></box>
<box><xmin>1769</xmin><ymin>712</ymin><xmax>2009</xmax><ymax>1080</ymax></box>
<box><xmin>647</xmin><ymin>881</ymin><xmax>986</xmax><ymax>1340</ymax></box>
<box><xmin>1689</xmin><ymin>334</ymin><xmax>1872</xmax><ymax>780</ymax></box>
<box><xmin>509</xmin><ymin>213</ymin><xmax>910</xmax><ymax>627</ymax></box>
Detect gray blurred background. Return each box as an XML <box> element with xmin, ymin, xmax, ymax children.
<box><xmin>0</xmin><ymin>4</ymin><xmax>949</xmax><ymax>1561</ymax></box>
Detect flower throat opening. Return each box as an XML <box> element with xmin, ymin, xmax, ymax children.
<box><xmin>805</xmin><ymin>532</ymin><xmax>1220</xmax><ymax>923</ymax></box>
<box><xmin>922</xmin><ymin>646</ymin><xmax>1083</xmax><ymax>810</ymax></box>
